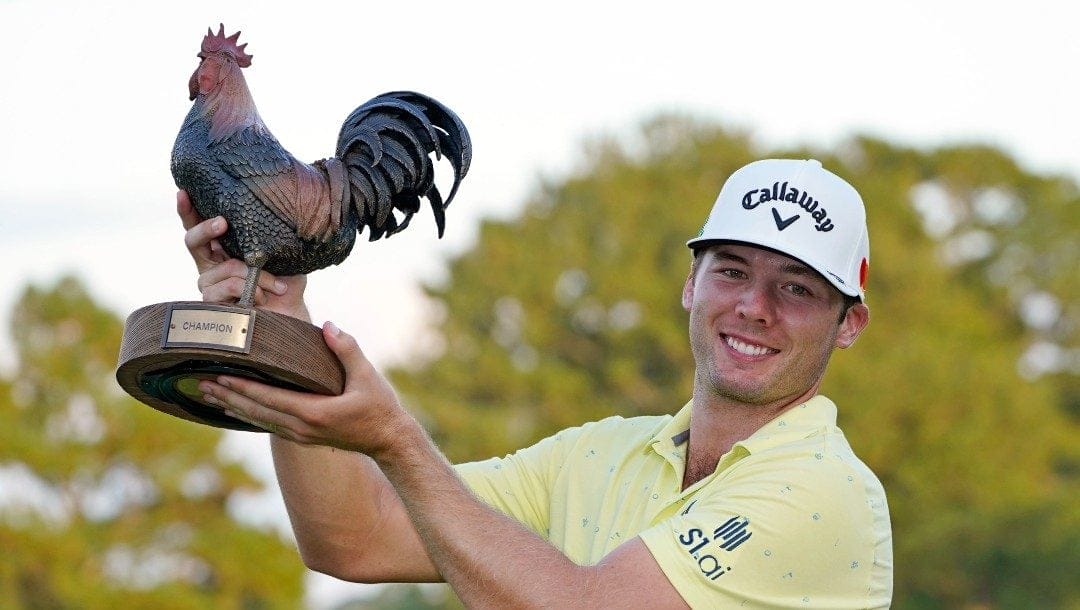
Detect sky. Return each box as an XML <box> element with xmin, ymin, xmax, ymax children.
<box><xmin>1</xmin><ymin>0</ymin><xmax>1077</xmax><ymax>606</ymax></box>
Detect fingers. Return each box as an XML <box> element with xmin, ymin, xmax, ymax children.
<box><xmin>184</xmin><ymin>216</ymin><xmax>228</xmax><ymax>262</ymax></box>
<box><xmin>200</xmin><ymin>323</ymin><xmax>409</xmax><ymax>453</ymax></box>
<box><xmin>178</xmin><ymin>191</ymin><xmax>225</xmax><ymax>256</ymax></box>
<box><xmin>218</xmin><ymin>403</ymin><xmax>279</xmax><ymax>434</ymax></box>
<box><xmin>179</xmin><ymin>191</ymin><xmax>230</xmax><ymax>273</ymax></box>
<box><xmin>200</xmin><ymin>276</ymin><xmax>265</xmax><ymax>306</ymax></box>
<box><xmin>197</xmin><ymin>258</ymin><xmax>250</xmax><ymax>291</ymax></box>
<box><xmin>176</xmin><ymin>190</ymin><xmax>202</xmax><ymax>231</ymax></box>
<box><xmin>323</xmin><ymin>322</ymin><xmax>384</xmax><ymax>393</ymax></box>
<box><xmin>200</xmin><ymin>377</ymin><xmax>311</xmax><ymax>442</ymax></box>
<box><xmin>176</xmin><ymin>191</ymin><xmax>309</xmax><ymax>316</ymax></box>
<box><xmin>324</xmin><ymin>322</ymin><xmax>366</xmax><ymax>370</ymax></box>
<box><xmin>198</xmin><ymin>259</ymin><xmax>288</xmax><ymax>304</ymax></box>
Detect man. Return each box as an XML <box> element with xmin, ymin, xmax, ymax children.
<box><xmin>183</xmin><ymin>158</ymin><xmax>893</xmax><ymax>608</ymax></box>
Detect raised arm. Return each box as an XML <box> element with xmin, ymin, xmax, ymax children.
<box><xmin>178</xmin><ymin>190</ymin><xmax>439</xmax><ymax>582</ymax></box>
<box><xmin>197</xmin><ymin>324</ymin><xmax>689</xmax><ymax>607</ymax></box>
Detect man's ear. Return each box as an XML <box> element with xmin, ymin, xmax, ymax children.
<box><xmin>836</xmin><ymin>302</ymin><xmax>870</xmax><ymax>349</ymax></box>
<box><xmin>682</xmin><ymin>267</ymin><xmax>696</xmax><ymax>312</ymax></box>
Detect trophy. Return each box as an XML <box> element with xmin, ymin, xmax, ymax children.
<box><xmin>117</xmin><ymin>25</ymin><xmax>471</xmax><ymax>431</ymax></box>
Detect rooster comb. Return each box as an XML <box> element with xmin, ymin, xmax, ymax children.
<box><xmin>200</xmin><ymin>24</ymin><xmax>253</xmax><ymax>67</ymax></box>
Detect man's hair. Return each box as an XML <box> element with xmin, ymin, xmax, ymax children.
<box><xmin>838</xmin><ymin>294</ymin><xmax>859</xmax><ymax>325</ymax></box>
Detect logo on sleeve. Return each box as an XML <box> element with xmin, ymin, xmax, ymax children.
<box><xmin>678</xmin><ymin>516</ymin><xmax>753</xmax><ymax>581</ymax></box>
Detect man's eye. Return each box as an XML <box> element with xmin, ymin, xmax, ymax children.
<box><xmin>719</xmin><ymin>269</ymin><xmax>744</xmax><ymax>279</ymax></box>
<box><xmin>786</xmin><ymin>284</ymin><xmax>809</xmax><ymax>296</ymax></box>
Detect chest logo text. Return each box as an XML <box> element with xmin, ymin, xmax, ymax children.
<box><xmin>678</xmin><ymin>516</ymin><xmax>753</xmax><ymax>581</ymax></box>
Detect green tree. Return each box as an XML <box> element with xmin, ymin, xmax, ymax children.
<box><xmin>387</xmin><ymin>116</ymin><xmax>1078</xmax><ymax>608</ymax></box>
<box><xmin>823</xmin><ymin>139</ymin><xmax>1078</xmax><ymax>608</ymax></box>
<box><xmin>0</xmin><ymin>277</ymin><xmax>304</xmax><ymax>608</ymax></box>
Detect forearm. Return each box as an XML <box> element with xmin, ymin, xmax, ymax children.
<box><xmin>270</xmin><ymin>436</ymin><xmax>440</xmax><ymax>582</ymax></box>
<box><xmin>374</xmin><ymin>421</ymin><xmax>599</xmax><ymax>608</ymax></box>
<box><xmin>200</xmin><ymin>325</ymin><xmax>664</xmax><ymax>602</ymax></box>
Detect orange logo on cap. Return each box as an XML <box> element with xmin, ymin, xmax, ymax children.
<box><xmin>859</xmin><ymin>258</ymin><xmax>869</xmax><ymax>291</ymax></box>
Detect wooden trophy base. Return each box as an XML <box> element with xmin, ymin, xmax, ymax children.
<box><xmin>116</xmin><ymin>302</ymin><xmax>344</xmax><ymax>431</ymax></box>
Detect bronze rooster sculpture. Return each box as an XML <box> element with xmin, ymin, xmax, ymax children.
<box><xmin>172</xmin><ymin>25</ymin><xmax>471</xmax><ymax>308</ymax></box>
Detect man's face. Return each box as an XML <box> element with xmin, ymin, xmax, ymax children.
<box><xmin>682</xmin><ymin>244</ymin><xmax>868</xmax><ymax>407</ymax></box>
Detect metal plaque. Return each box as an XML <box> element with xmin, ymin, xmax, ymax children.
<box><xmin>163</xmin><ymin>304</ymin><xmax>255</xmax><ymax>353</ymax></box>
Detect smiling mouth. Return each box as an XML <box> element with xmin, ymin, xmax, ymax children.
<box><xmin>724</xmin><ymin>335</ymin><xmax>779</xmax><ymax>357</ymax></box>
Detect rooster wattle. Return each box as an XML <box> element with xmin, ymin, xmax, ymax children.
<box><xmin>171</xmin><ymin>25</ymin><xmax>471</xmax><ymax>308</ymax></box>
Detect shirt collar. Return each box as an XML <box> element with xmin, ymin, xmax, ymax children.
<box><xmin>648</xmin><ymin>401</ymin><xmax>694</xmax><ymax>468</ymax></box>
<box><xmin>650</xmin><ymin>401</ymin><xmax>693</xmax><ymax>448</ymax></box>
<box><xmin>650</xmin><ymin>395</ymin><xmax>838</xmax><ymax>456</ymax></box>
<box><xmin>733</xmin><ymin>395</ymin><xmax>838</xmax><ymax>454</ymax></box>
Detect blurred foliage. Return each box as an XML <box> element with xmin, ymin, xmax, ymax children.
<box><xmin>385</xmin><ymin>116</ymin><xmax>1079</xmax><ymax>608</ymax></box>
<box><xmin>0</xmin><ymin>277</ymin><xmax>304</xmax><ymax>608</ymax></box>
<box><xmin>331</xmin><ymin>583</ymin><xmax>464</xmax><ymax>610</ymax></box>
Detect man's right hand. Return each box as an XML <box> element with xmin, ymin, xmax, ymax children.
<box><xmin>177</xmin><ymin>190</ymin><xmax>311</xmax><ymax>322</ymax></box>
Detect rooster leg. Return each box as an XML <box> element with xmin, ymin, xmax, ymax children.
<box><xmin>238</xmin><ymin>251</ymin><xmax>269</xmax><ymax>309</ymax></box>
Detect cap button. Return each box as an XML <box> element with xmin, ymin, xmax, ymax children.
<box><xmin>806</xmin><ymin>159</ymin><xmax>823</xmax><ymax>169</ymax></box>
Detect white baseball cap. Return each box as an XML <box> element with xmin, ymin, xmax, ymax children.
<box><xmin>687</xmin><ymin>159</ymin><xmax>870</xmax><ymax>300</ymax></box>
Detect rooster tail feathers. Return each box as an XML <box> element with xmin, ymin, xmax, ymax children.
<box><xmin>381</xmin><ymin>138</ymin><xmax>422</xmax><ymax>187</ymax></box>
<box><xmin>352</xmin><ymin>162</ymin><xmax>393</xmax><ymax>229</ymax></box>
<box><xmin>392</xmin><ymin>91</ymin><xmax>470</xmax><ymax>209</ymax></box>
<box><xmin>438</xmin><ymin>129</ymin><xmax>466</xmax><ymax>207</ymax></box>
<box><xmin>347</xmin><ymin>166</ymin><xmax>379</xmax><ymax>221</ymax></box>
<box><xmin>354</xmin><ymin>96</ymin><xmax>442</xmax><ymax>155</ymax></box>
<box><xmin>426</xmin><ymin>186</ymin><xmax>446</xmax><ymax>238</ymax></box>
<box><xmin>334</xmin><ymin>91</ymin><xmax>470</xmax><ymax>242</ymax></box>
<box><xmin>339</xmin><ymin>127</ymin><xmax>384</xmax><ymax>167</ymax></box>
<box><xmin>380</xmin><ymin>91</ymin><xmax>472</xmax><ymax>176</ymax></box>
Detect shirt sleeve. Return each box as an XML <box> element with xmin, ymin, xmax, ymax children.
<box><xmin>453</xmin><ymin>426</ymin><xmax>583</xmax><ymax>541</ymax></box>
<box><xmin>638</xmin><ymin>458</ymin><xmax>888</xmax><ymax>609</ymax></box>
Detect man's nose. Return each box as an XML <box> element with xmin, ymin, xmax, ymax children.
<box><xmin>734</xmin><ymin>283</ymin><xmax>775</xmax><ymax>325</ymax></box>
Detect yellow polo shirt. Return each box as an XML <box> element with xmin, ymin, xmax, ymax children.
<box><xmin>455</xmin><ymin>395</ymin><xmax>892</xmax><ymax>609</ymax></box>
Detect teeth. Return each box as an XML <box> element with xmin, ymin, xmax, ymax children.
<box><xmin>726</xmin><ymin>336</ymin><xmax>773</xmax><ymax>356</ymax></box>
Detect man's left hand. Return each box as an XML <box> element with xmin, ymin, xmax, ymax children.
<box><xmin>198</xmin><ymin>321</ymin><xmax>412</xmax><ymax>455</ymax></box>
